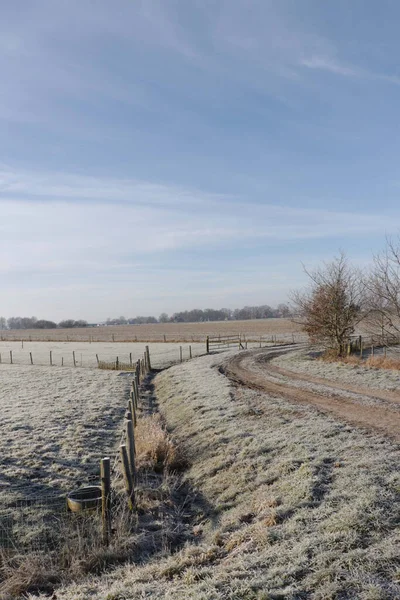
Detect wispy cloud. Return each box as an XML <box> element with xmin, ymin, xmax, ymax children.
<box><xmin>299</xmin><ymin>56</ymin><xmax>360</xmax><ymax>77</ymax></box>
<box><xmin>0</xmin><ymin>168</ymin><xmax>397</xmax><ymax>290</ymax></box>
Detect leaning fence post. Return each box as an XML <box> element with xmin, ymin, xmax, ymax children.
<box><xmin>73</xmin><ymin>351</ymin><xmax>76</xmax><ymax>367</ymax></box>
<box><xmin>30</xmin><ymin>352</ymin><xmax>33</xmax><ymax>365</ymax></box>
<box><xmin>100</xmin><ymin>457</ymin><xmax>111</xmax><ymax>546</ymax></box>
<box><xmin>120</xmin><ymin>444</ymin><xmax>134</xmax><ymax>510</ymax></box>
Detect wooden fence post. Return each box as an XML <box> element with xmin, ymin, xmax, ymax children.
<box><xmin>180</xmin><ymin>346</ymin><xmax>183</xmax><ymax>363</ymax></box>
<box><xmin>163</xmin><ymin>334</ymin><xmax>166</xmax><ymax>343</ymax></box>
<box><xmin>189</xmin><ymin>345</ymin><xmax>192</xmax><ymax>359</ymax></box>
<box><xmin>136</xmin><ymin>360</ymin><xmax>140</xmax><ymax>383</ymax></box>
<box><xmin>61</xmin><ymin>357</ymin><xmax>64</xmax><ymax>366</ymax></box>
<box><xmin>96</xmin><ymin>354</ymin><xmax>99</xmax><ymax>366</ymax></box>
<box><xmin>126</xmin><ymin>419</ymin><xmax>136</xmax><ymax>482</ymax></box>
<box><xmin>73</xmin><ymin>351</ymin><xmax>76</xmax><ymax>367</ymax></box>
<box><xmin>206</xmin><ymin>336</ymin><xmax>209</xmax><ymax>354</ymax></box>
<box><xmin>129</xmin><ymin>393</ymin><xmax>137</xmax><ymax>427</ymax></box>
<box><xmin>116</xmin><ymin>357</ymin><xmax>119</xmax><ymax>370</ymax></box>
<box><xmin>100</xmin><ymin>457</ymin><xmax>111</xmax><ymax>546</ymax></box>
<box><xmin>30</xmin><ymin>352</ymin><xmax>33</xmax><ymax>365</ymax></box>
<box><xmin>50</xmin><ymin>351</ymin><xmax>52</xmax><ymax>366</ymax></box>
<box><xmin>21</xmin><ymin>340</ymin><xmax>24</xmax><ymax>349</ymax></box>
<box><xmin>10</xmin><ymin>351</ymin><xmax>12</xmax><ymax>364</ymax></box>
<box><xmin>132</xmin><ymin>375</ymin><xmax>139</xmax><ymax>408</ymax></box>
<box><xmin>0</xmin><ymin>353</ymin><xmax>2</xmax><ymax>364</ymax></box>
<box><xmin>129</xmin><ymin>352</ymin><xmax>132</xmax><ymax>367</ymax></box>
<box><xmin>145</xmin><ymin>346</ymin><xmax>151</xmax><ymax>370</ymax></box>
<box><xmin>120</xmin><ymin>444</ymin><xmax>134</xmax><ymax>509</ymax></box>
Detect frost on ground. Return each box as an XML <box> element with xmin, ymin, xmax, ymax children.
<box><xmin>0</xmin><ymin>341</ymin><xmax>204</xmax><ymax>369</ymax></box>
<box><xmin>0</xmin><ymin>365</ymin><xmax>129</xmax><ymax>510</ymax></box>
<box><xmin>273</xmin><ymin>347</ymin><xmax>400</xmax><ymax>392</ymax></box>
<box><xmin>45</xmin><ymin>351</ymin><xmax>400</xmax><ymax>600</ymax></box>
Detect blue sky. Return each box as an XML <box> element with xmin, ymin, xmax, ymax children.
<box><xmin>1</xmin><ymin>0</ymin><xmax>399</xmax><ymax>321</ymax></box>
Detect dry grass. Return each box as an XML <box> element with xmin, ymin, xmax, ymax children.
<box><xmin>0</xmin><ymin>502</ymin><xmax>137</xmax><ymax>599</ymax></box>
<box><xmin>365</xmin><ymin>355</ymin><xmax>400</xmax><ymax>370</ymax></box>
<box><xmin>135</xmin><ymin>415</ymin><xmax>188</xmax><ymax>473</ymax></box>
<box><xmin>320</xmin><ymin>351</ymin><xmax>400</xmax><ymax>370</ymax></box>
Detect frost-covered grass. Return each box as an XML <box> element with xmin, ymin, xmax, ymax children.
<box><xmin>0</xmin><ymin>365</ymin><xmax>190</xmax><ymax>599</ymax></box>
<box><xmin>42</xmin><ymin>351</ymin><xmax>400</xmax><ymax>600</ymax></box>
<box><xmin>0</xmin><ymin>365</ymin><xmax>130</xmax><ymax>511</ymax></box>
<box><xmin>0</xmin><ymin>341</ymin><xmax>204</xmax><ymax>370</ymax></box>
<box><xmin>273</xmin><ymin>347</ymin><xmax>400</xmax><ymax>392</ymax></box>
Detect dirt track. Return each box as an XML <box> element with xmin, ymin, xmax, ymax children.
<box><xmin>223</xmin><ymin>347</ymin><xmax>400</xmax><ymax>442</ymax></box>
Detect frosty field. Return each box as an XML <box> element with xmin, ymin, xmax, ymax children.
<box><xmin>0</xmin><ymin>364</ymin><xmax>130</xmax><ymax>509</ymax></box>
<box><xmin>0</xmin><ymin>341</ymin><xmax>204</xmax><ymax>369</ymax></box>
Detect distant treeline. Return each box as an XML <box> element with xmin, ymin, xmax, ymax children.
<box><xmin>106</xmin><ymin>304</ymin><xmax>292</xmax><ymax>325</ymax></box>
<box><xmin>0</xmin><ymin>317</ymin><xmax>89</xmax><ymax>330</ymax></box>
<box><xmin>0</xmin><ymin>304</ymin><xmax>292</xmax><ymax>330</ymax></box>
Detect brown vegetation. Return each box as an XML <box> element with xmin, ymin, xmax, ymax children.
<box><xmin>321</xmin><ymin>353</ymin><xmax>400</xmax><ymax>371</ymax></box>
<box><xmin>292</xmin><ymin>253</ymin><xmax>366</xmax><ymax>356</ymax></box>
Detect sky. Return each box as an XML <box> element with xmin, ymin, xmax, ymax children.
<box><xmin>1</xmin><ymin>0</ymin><xmax>400</xmax><ymax>321</ymax></box>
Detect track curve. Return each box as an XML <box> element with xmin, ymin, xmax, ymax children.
<box><xmin>222</xmin><ymin>347</ymin><xmax>400</xmax><ymax>442</ymax></box>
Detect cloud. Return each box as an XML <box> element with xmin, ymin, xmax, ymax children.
<box><xmin>0</xmin><ymin>167</ymin><xmax>397</xmax><ymax>273</ymax></box>
<box><xmin>299</xmin><ymin>56</ymin><xmax>360</xmax><ymax>77</ymax></box>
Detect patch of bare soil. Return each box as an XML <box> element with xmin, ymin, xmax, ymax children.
<box><xmin>223</xmin><ymin>347</ymin><xmax>400</xmax><ymax>441</ymax></box>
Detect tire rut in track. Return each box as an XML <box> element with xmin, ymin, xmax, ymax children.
<box><xmin>223</xmin><ymin>348</ymin><xmax>400</xmax><ymax>442</ymax></box>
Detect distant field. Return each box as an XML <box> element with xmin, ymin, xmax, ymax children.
<box><xmin>0</xmin><ymin>318</ymin><xmax>303</xmax><ymax>343</ymax></box>
<box><xmin>0</xmin><ymin>341</ymin><xmax>204</xmax><ymax>369</ymax></box>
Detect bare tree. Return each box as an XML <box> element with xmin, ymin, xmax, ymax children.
<box><xmin>366</xmin><ymin>236</ymin><xmax>400</xmax><ymax>342</ymax></box>
<box><xmin>291</xmin><ymin>254</ymin><xmax>366</xmax><ymax>356</ymax></box>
